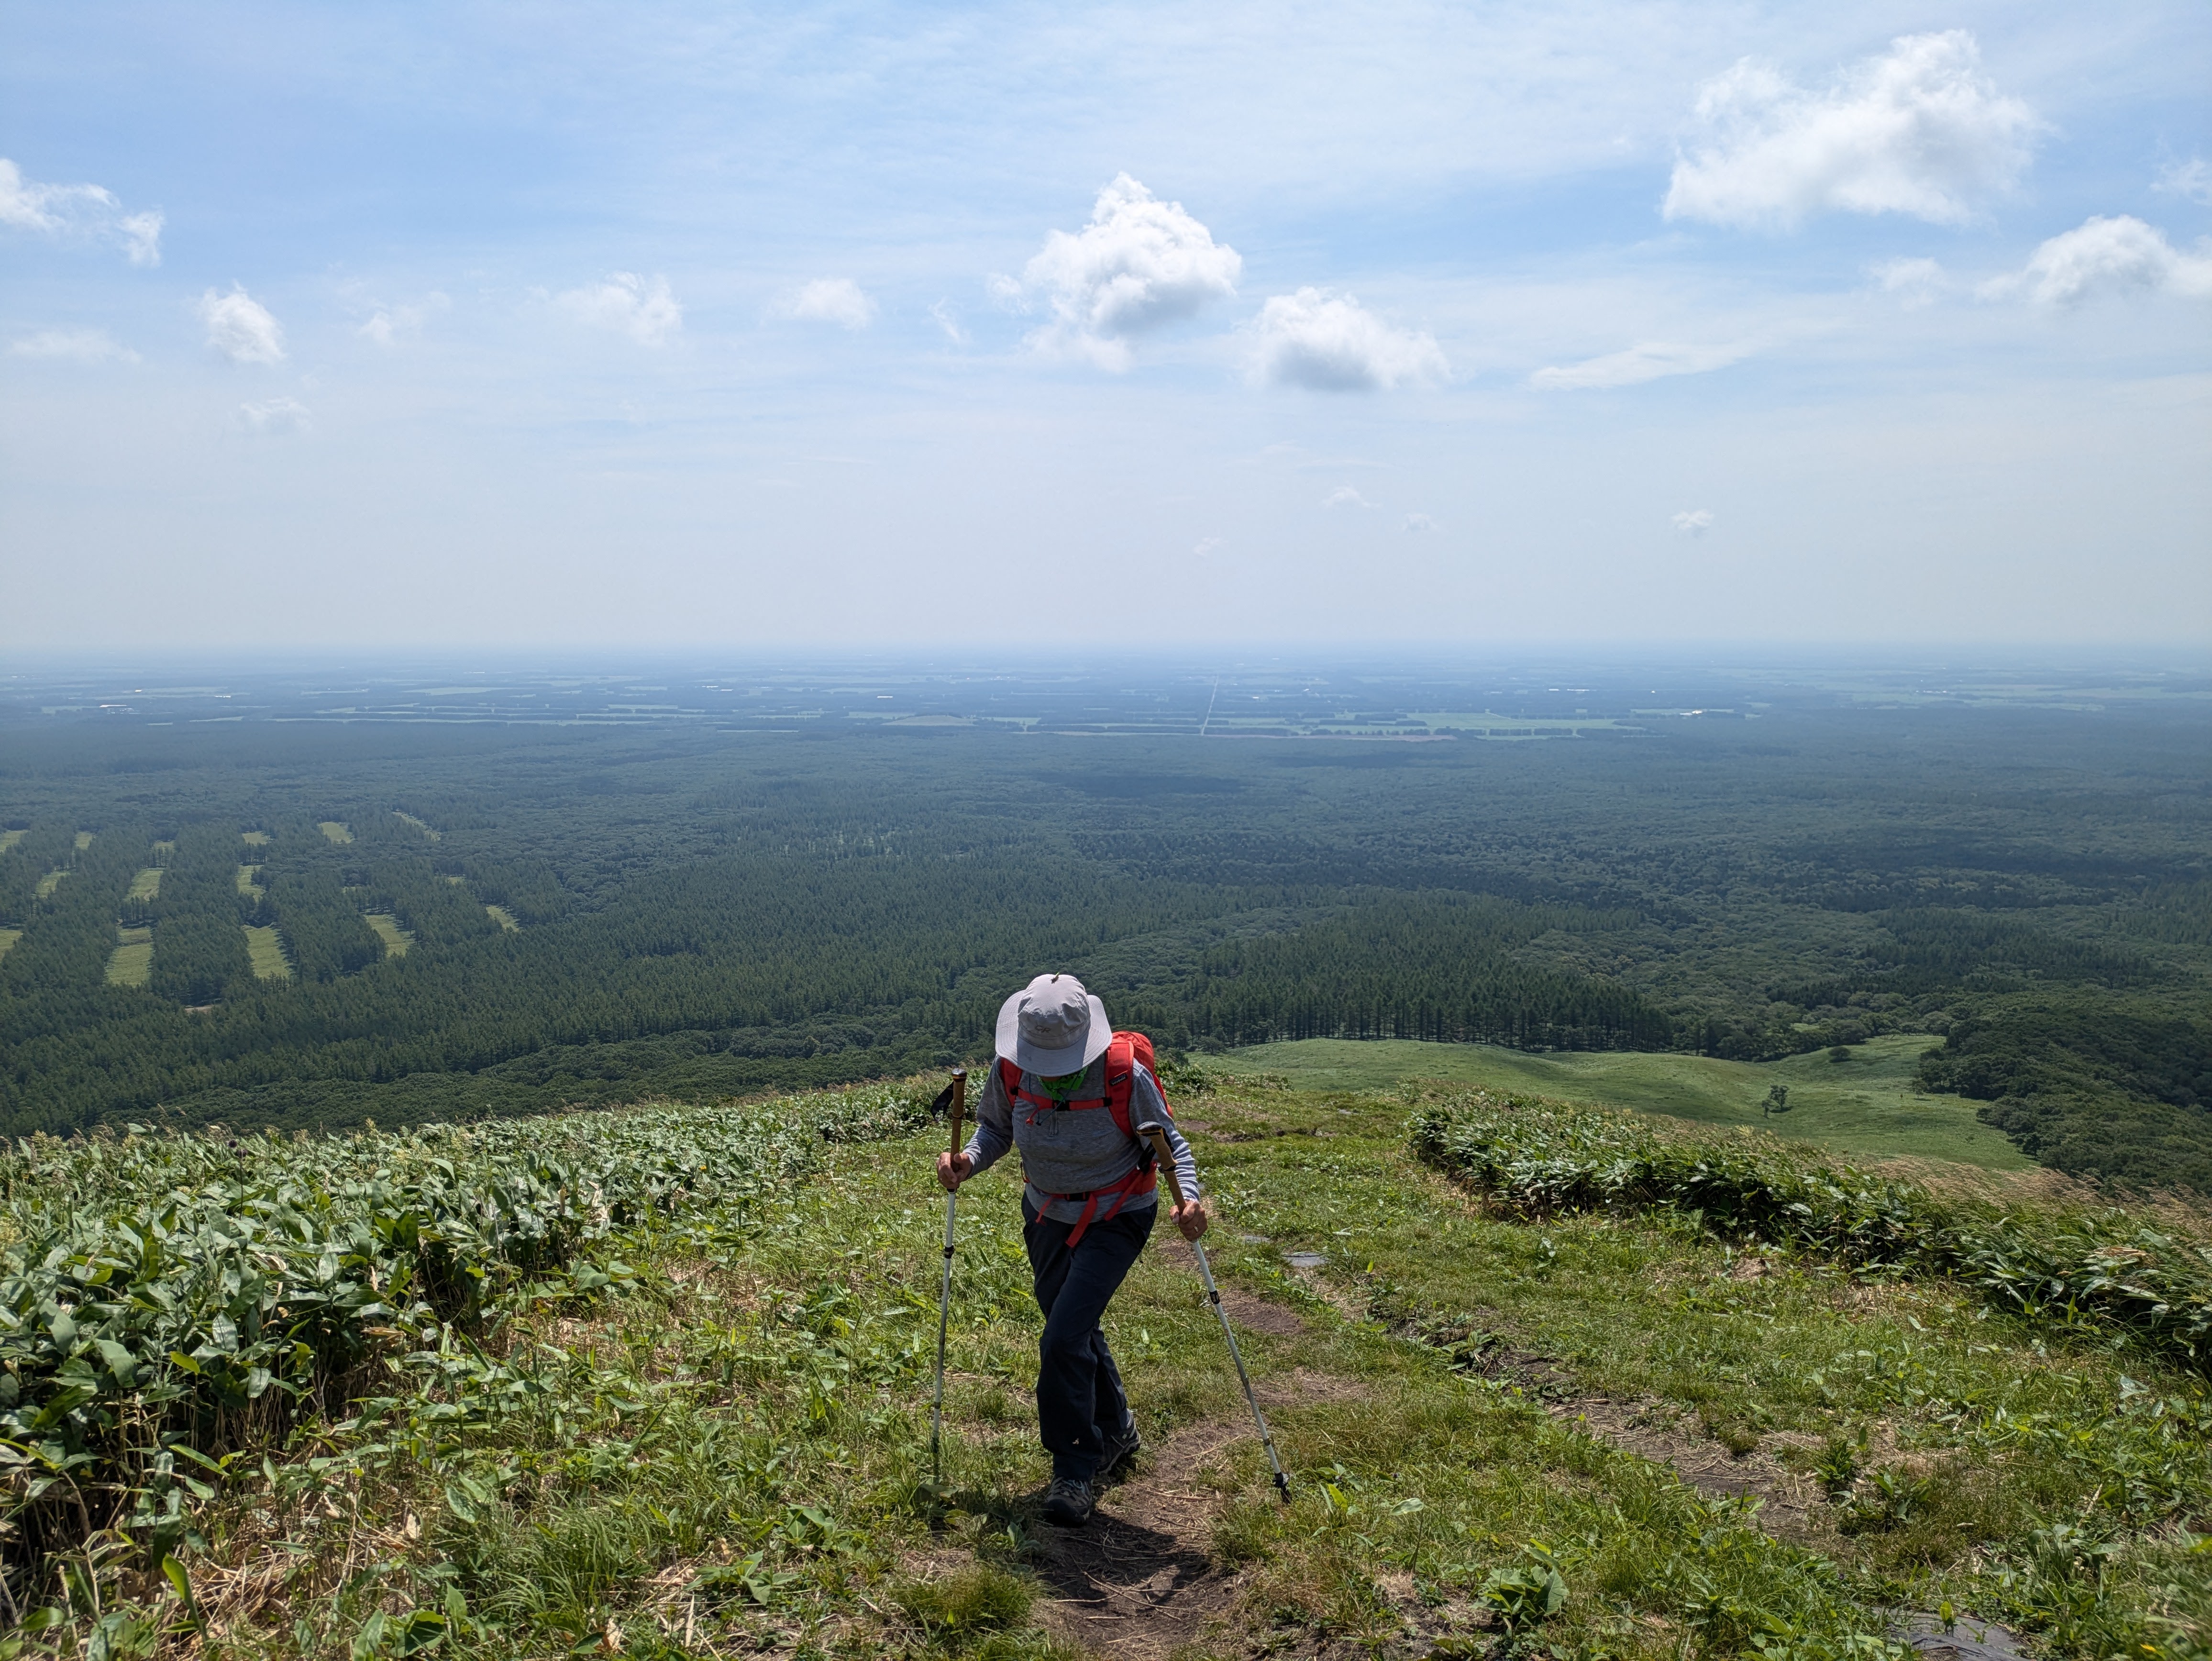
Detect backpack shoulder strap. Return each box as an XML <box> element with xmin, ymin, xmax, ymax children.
<box><xmin>1102</xmin><ymin>1032</ymin><xmax>1149</xmax><ymax>1155</ymax></box>
<box><xmin>996</xmin><ymin>1056</ymin><xmax>1025</xmax><ymax>1102</ymax></box>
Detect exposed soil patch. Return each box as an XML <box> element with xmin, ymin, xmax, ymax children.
<box><xmin>1549</xmin><ymin>1397</ymin><xmax>1828</xmax><ymax>1540</ymax></box>
<box><xmin>1031</xmin><ymin>1418</ymin><xmax>1252</xmax><ymax>1660</ymax></box>
<box><xmin>1414</xmin><ymin>1331</ymin><xmax>1830</xmax><ymax>1540</ymax></box>
<box><xmin>1156</xmin><ymin>1236</ymin><xmax>1310</xmax><ymax>1336</ymax></box>
<box><xmin>1021</xmin><ymin>1274</ymin><xmax>1352</xmax><ymax>1660</ymax></box>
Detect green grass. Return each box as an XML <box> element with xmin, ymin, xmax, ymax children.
<box><xmin>244</xmin><ymin>923</ymin><xmax>292</xmax><ymax>980</ymax></box>
<box><xmin>1218</xmin><ymin>1035</ymin><xmax>2030</xmax><ymax>1170</ymax></box>
<box><xmin>0</xmin><ymin>829</ymin><xmax>25</xmax><ymax>855</ymax></box>
<box><xmin>365</xmin><ymin>911</ymin><xmax>414</xmax><ymax>956</ymax></box>
<box><xmin>105</xmin><ymin>924</ymin><xmax>154</xmax><ymax>987</ymax></box>
<box><xmin>318</xmin><ymin>820</ymin><xmax>354</xmax><ymax>844</ymax></box>
<box><xmin>34</xmin><ymin>1076</ymin><xmax>2203</xmax><ymax>1661</ymax></box>
<box><xmin>236</xmin><ymin>863</ymin><xmax>265</xmax><ymax>900</ymax></box>
<box><xmin>394</xmin><ymin>811</ymin><xmax>441</xmax><ymax>840</ymax></box>
<box><xmin>0</xmin><ymin>928</ymin><xmax>21</xmax><ymax>962</ymax></box>
<box><xmin>73</xmin><ymin>830</ymin><xmax>93</xmax><ymax>851</ymax></box>
<box><xmin>34</xmin><ymin>869</ymin><xmax>67</xmax><ymax>899</ymax></box>
<box><xmin>126</xmin><ymin>866</ymin><xmax>163</xmax><ymax>901</ymax></box>
<box><xmin>242</xmin><ymin>830</ymin><xmax>270</xmax><ymax>847</ymax></box>
<box><xmin>485</xmin><ymin>904</ymin><xmax>520</xmax><ymax>931</ymax></box>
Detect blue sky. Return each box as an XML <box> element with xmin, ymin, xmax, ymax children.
<box><xmin>3</xmin><ymin>1</ymin><xmax>2208</xmax><ymax>650</ymax></box>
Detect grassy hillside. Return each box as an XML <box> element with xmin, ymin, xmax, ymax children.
<box><xmin>1217</xmin><ymin>1034</ymin><xmax>2034</xmax><ymax>1170</ymax></box>
<box><xmin>12</xmin><ymin>1074</ymin><xmax>2205</xmax><ymax>1659</ymax></box>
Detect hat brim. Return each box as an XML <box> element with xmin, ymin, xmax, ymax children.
<box><xmin>995</xmin><ymin>989</ymin><xmax>1112</xmax><ymax>1077</ymax></box>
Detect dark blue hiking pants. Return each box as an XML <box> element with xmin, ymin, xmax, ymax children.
<box><xmin>1021</xmin><ymin>1196</ymin><xmax>1155</xmax><ymax>1481</ymax></box>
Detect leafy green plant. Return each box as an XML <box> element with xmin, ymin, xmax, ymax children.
<box><xmin>0</xmin><ymin>1083</ymin><xmax>928</xmax><ymax>1579</ymax></box>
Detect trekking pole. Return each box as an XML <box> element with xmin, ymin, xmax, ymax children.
<box><xmin>1138</xmin><ymin>1119</ymin><xmax>1292</xmax><ymax>1504</ymax></box>
<box><xmin>928</xmin><ymin>1068</ymin><xmax>969</xmax><ymax>1488</ymax></box>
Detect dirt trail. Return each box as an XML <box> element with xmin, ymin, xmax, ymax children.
<box><xmin>1029</xmin><ymin>1238</ymin><xmax>1332</xmax><ymax>1658</ymax></box>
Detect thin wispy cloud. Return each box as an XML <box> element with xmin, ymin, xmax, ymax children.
<box><xmin>0</xmin><ymin>156</ymin><xmax>162</xmax><ymax>265</ymax></box>
<box><xmin>1531</xmin><ymin>341</ymin><xmax>1752</xmax><ymax>391</ymax></box>
<box><xmin>1321</xmin><ymin>485</ymin><xmax>1373</xmax><ymax>509</ymax></box>
<box><xmin>240</xmin><ymin>397</ymin><xmax>310</xmax><ymax>432</ymax></box>
<box><xmin>1664</xmin><ymin>32</ymin><xmax>2037</xmax><ymax>229</ymax></box>
<box><xmin>359</xmin><ymin>293</ymin><xmax>450</xmax><ymax>347</ymax></box>
<box><xmin>1248</xmin><ymin>288</ymin><xmax>1445</xmax><ymax>391</ymax></box>
<box><xmin>929</xmin><ymin>300</ymin><xmax>968</xmax><ymax>345</ymax></box>
<box><xmin>1869</xmin><ymin>257</ymin><xmax>1949</xmax><ymax>308</ymax></box>
<box><xmin>1008</xmin><ymin>175</ymin><xmax>1240</xmax><ymax>370</ymax></box>
<box><xmin>555</xmin><ymin>273</ymin><xmax>682</xmax><ymax>345</ymax></box>
<box><xmin>2155</xmin><ymin>158</ymin><xmax>2212</xmax><ymax>207</ymax></box>
<box><xmin>1402</xmin><ymin>513</ymin><xmax>1439</xmax><ymax>533</ymax></box>
<box><xmin>1193</xmin><ymin>536</ymin><xmax>1223</xmax><ymax>557</ymax></box>
<box><xmin>1982</xmin><ymin>216</ymin><xmax>2212</xmax><ymax>306</ymax></box>
<box><xmin>9</xmin><ymin>327</ymin><xmax>139</xmax><ymax>364</ymax></box>
<box><xmin>1672</xmin><ymin>508</ymin><xmax>1715</xmax><ymax>534</ymax></box>
<box><xmin>771</xmin><ymin>277</ymin><xmax>877</xmax><ymax>331</ymax></box>
<box><xmin>198</xmin><ymin>287</ymin><xmax>286</xmax><ymax>365</ymax></box>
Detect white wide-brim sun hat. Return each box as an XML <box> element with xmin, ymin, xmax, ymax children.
<box><xmin>995</xmin><ymin>972</ymin><xmax>1113</xmax><ymax>1077</ymax></box>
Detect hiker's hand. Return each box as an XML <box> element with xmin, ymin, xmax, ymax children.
<box><xmin>937</xmin><ymin>1152</ymin><xmax>973</xmax><ymax>1192</ymax></box>
<box><xmin>1172</xmin><ymin>1197</ymin><xmax>1208</xmax><ymax>1241</ymax></box>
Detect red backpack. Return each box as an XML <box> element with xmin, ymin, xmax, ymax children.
<box><xmin>998</xmin><ymin>1030</ymin><xmax>1174</xmax><ymax>1245</ymax></box>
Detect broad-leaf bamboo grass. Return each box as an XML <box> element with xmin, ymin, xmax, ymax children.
<box><xmin>0</xmin><ymin>1085</ymin><xmax>928</xmax><ymax>1580</ymax></box>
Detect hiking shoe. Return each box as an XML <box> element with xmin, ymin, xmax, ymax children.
<box><xmin>1099</xmin><ymin>1417</ymin><xmax>1143</xmax><ymax>1481</ymax></box>
<box><xmin>1042</xmin><ymin>1476</ymin><xmax>1095</xmax><ymax>1527</ymax></box>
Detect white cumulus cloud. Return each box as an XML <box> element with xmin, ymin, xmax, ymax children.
<box><xmin>1530</xmin><ymin>340</ymin><xmax>1751</xmax><ymax>391</ymax></box>
<box><xmin>1009</xmin><ymin>174</ymin><xmax>1240</xmax><ymax>369</ymax></box>
<box><xmin>1672</xmin><ymin>509</ymin><xmax>1715</xmax><ymax>534</ymax></box>
<box><xmin>1402</xmin><ymin>513</ymin><xmax>1440</xmax><ymax>533</ymax></box>
<box><xmin>771</xmin><ymin>277</ymin><xmax>877</xmax><ymax>331</ymax></box>
<box><xmin>1983</xmin><ymin>215</ymin><xmax>2212</xmax><ymax>306</ymax></box>
<box><xmin>1664</xmin><ymin>32</ymin><xmax>2037</xmax><ymax>229</ymax></box>
<box><xmin>1321</xmin><ymin>485</ymin><xmax>1373</xmax><ymax>510</ymax></box>
<box><xmin>1248</xmin><ymin>288</ymin><xmax>1445</xmax><ymax>391</ymax></box>
<box><xmin>556</xmin><ymin>273</ymin><xmax>682</xmax><ymax>346</ymax></box>
<box><xmin>9</xmin><ymin>327</ymin><xmax>138</xmax><ymax>364</ymax></box>
<box><xmin>0</xmin><ymin>157</ymin><xmax>162</xmax><ymax>265</ymax></box>
<box><xmin>240</xmin><ymin>397</ymin><xmax>310</xmax><ymax>433</ymax></box>
<box><xmin>198</xmin><ymin>287</ymin><xmax>286</xmax><ymax>365</ymax></box>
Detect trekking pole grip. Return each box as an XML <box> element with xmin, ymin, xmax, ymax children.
<box><xmin>1139</xmin><ymin>1123</ymin><xmax>1183</xmax><ymax>1207</ymax></box>
<box><xmin>948</xmin><ymin>1067</ymin><xmax>967</xmax><ymax>1158</ymax></box>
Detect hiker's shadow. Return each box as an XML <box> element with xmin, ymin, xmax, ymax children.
<box><xmin>1022</xmin><ymin>1491</ymin><xmax>1215</xmax><ymax>1612</ymax></box>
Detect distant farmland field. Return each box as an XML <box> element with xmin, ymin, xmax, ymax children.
<box><xmin>364</xmin><ymin>913</ymin><xmax>413</xmax><ymax>956</ymax></box>
<box><xmin>33</xmin><ymin>871</ymin><xmax>66</xmax><ymax>898</ymax></box>
<box><xmin>126</xmin><ymin>867</ymin><xmax>162</xmax><ymax>900</ymax></box>
<box><xmin>105</xmin><ymin>925</ymin><xmax>153</xmax><ymax>988</ymax></box>
<box><xmin>317</xmin><ymin>821</ymin><xmax>353</xmax><ymax>844</ymax></box>
<box><xmin>243</xmin><ymin>925</ymin><xmax>291</xmax><ymax>980</ymax></box>
<box><xmin>485</xmin><ymin>904</ymin><xmax>520</xmax><ymax>930</ymax></box>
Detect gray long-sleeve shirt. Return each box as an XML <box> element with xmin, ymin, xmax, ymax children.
<box><xmin>962</xmin><ymin>1052</ymin><xmax>1200</xmax><ymax>1225</ymax></box>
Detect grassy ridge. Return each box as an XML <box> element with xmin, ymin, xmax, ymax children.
<box><xmin>9</xmin><ymin>1076</ymin><xmax>2208</xmax><ymax>1659</ymax></box>
<box><xmin>1409</xmin><ymin>1088</ymin><xmax>2212</xmax><ymax>1377</ymax></box>
<box><xmin>1220</xmin><ymin>1035</ymin><xmax>2029</xmax><ymax>1169</ymax></box>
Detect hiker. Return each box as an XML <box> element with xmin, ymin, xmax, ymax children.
<box><xmin>937</xmin><ymin>972</ymin><xmax>1206</xmax><ymax>1527</ymax></box>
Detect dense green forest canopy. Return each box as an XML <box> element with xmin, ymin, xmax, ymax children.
<box><xmin>2</xmin><ymin>658</ymin><xmax>2207</xmax><ymax>1188</ymax></box>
